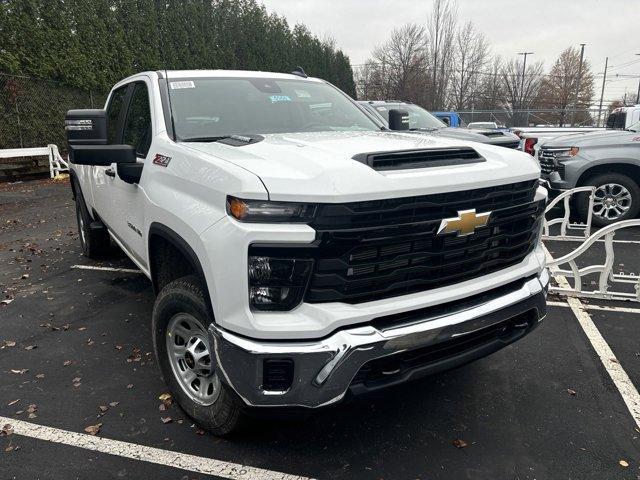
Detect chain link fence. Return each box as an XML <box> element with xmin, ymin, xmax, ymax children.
<box><xmin>0</xmin><ymin>73</ymin><xmax>106</xmax><ymax>177</ymax></box>
<box><xmin>453</xmin><ymin>108</ymin><xmax>608</xmax><ymax>128</ymax></box>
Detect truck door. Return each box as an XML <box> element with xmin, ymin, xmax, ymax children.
<box><xmin>109</xmin><ymin>80</ymin><xmax>153</xmax><ymax>270</ymax></box>
<box><xmin>91</xmin><ymin>85</ymin><xmax>129</xmax><ymax>223</ymax></box>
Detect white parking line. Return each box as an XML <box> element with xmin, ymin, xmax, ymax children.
<box><xmin>0</xmin><ymin>415</ymin><xmax>312</xmax><ymax>480</ymax></box>
<box><xmin>71</xmin><ymin>265</ymin><xmax>143</xmax><ymax>274</ymax></box>
<box><xmin>544</xmin><ymin>247</ymin><xmax>640</xmax><ymax>429</ymax></box>
<box><xmin>547</xmin><ymin>300</ymin><xmax>640</xmax><ymax>315</ymax></box>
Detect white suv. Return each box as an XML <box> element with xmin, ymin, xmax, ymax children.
<box><xmin>66</xmin><ymin>70</ymin><xmax>549</xmax><ymax>434</ymax></box>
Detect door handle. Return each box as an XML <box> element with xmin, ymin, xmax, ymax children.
<box><xmin>105</xmin><ymin>168</ymin><xmax>116</xmax><ymax>178</ymax></box>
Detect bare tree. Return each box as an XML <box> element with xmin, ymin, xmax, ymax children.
<box><xmin>448</xmin><ymin>21</ymin><xmax>489</xmax><ymax>110</ymax></box>
<box><xmin>475</xmin><ymin>55</ymin><xmax>503</xmax><ymax>110</ymax></box>
<box><xmin>371</xmin><ymin>23</ymin><xmax>426</xmax><ymax>101</ymax></box>
<box><xmin>425</xmin><ymin>0</ymin><xmax>457</xmax><ymax>109</ymax></box>
<box><xmin>537</xmin><ymin>47</ymin><xmax>595</xmax><ymax>126</ymax></box>
<box><xmin>500</xmin><ymin>58</ymin><xmax>545</xmax><ymax>126</ymax></box>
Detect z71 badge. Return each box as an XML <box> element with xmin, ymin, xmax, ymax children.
<box><xmin>153</xmin><ymin>154</ymin><xmax>171</xmax><ymax>167</ymax></box>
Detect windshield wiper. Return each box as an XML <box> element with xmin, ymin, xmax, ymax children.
<box><xmin>409</xmin><ymin>127</ymin><xmax>439</xmax><ymax>132</ymax></box>
<box><xmin>182</xmin><ymin>135</ymin><xmax>253</xmax><ymax>143</ymax></box>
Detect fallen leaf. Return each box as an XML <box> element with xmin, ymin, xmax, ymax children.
<box><xmin>35</xmin><ymin>373</ymin><xmax>45</xmax><ymax>379</ymax></box>
<box><xmin>0</xmin><ymin>299</ymin><xmax>14</xmax><ymax>306</ymax></box>
<box><xmin>126</xmin><ymin>384</ymin><xmax>134</xmax><ymax>389</ymax></box>
<box><xmin>5</xmin><ymin>443</ymin><xmax>19</xmax><ymax>452</ymax></box>
<box><xmin>452</xmin><ymin>439</ymin><xmax>468</xmax><ymax>449</ymax></box>
<box><xmin>7</xmin><ymin>399</ymin><xmax>20</xmax><ymax>406</ymax></box>
<box><xmin>10</xmin><ymin>369</ymin><xmax>28</xmax><ymax>375</ymax></box>
<box><xmin>161</xmin><ymin>417</ymin><xmax>172</xmax><ymax>424</ymax></box>
<box><xmin>619</xmin><ymin>460</ymin><xmax>629</xmax><ymax>468</ymax></box>
<box><xmin>567</xmin><ymin>388</ymin><xmax>577</xmax><ymax>396</ymax></box>
<box><xmin>99</xmin><ymin>405</ymin><xmax>109</xmax><ymax>413</ymax></box>
<box><xmin>77</xmin><ymin>327</ymin><xmax>87</xmax><ymax>331</ymax></box>
<box><xmin>26</xmin><ymin>404</ymin><xmax>37</xmax><ymax>414</ymax></box>
<box><xmin>0</xmin><ymin>424</ymin><xmax>13</xmax><ymax>436</ymax></box>
<box><xmin>3</xmin><ymin>340</ymin><xmax>16</xmax><ymax>348</ymax></box>
<box><xmin>72</xmin><ymin>377</ymin><xmax>82</xmax><ymax>383</ymax></box>
<box><xmin>84</xmin><ymin>423</ymin><xmax>102</xmax><ymax>436</ymax></box>
<box><xmin>63</xmin><ymin>360</ymin><xmax>72</xmax><ymax>366</ymax></box>
<box><xmin>24</xmin><ymin>345</ymin><xmax>37</xmax><ymax>351</ymax></box>
<box><xmin>28</xmin><ymin>413</ymin><xmax>37</xmax><ymax>419</ymax></box>
<box><xmin>195</xmin><ymin>428</ymin><xmax>205</xmax><ymax>435</ymax></box>
<box><xmin>109</xmin><ymin>401</ymin><xmax>119</xmax><ymax>407</ymax></box>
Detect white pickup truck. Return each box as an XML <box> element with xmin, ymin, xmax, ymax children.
<box><xmin>66</xmin><ymin>70</ymin><xmax>549</xmax><ymax>434</ymax></box>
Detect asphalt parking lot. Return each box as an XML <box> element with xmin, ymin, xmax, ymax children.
<box><xmin>1</xmin><ymin>178</ymin><xmax>639</xmax><ymax>480</ymax></box>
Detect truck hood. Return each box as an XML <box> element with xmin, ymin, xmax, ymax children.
<box><xmin>184</xmin><ymin>131</ymin><xmax>540</xmax><ymax>203</ymax></box>
<box><xmin>543</xmin><ymin>129</ymin><xmax>639</xmax><ymax>148</ymax></box>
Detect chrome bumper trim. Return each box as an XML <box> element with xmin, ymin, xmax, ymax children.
<box><xmin>209</xmin><ymin>269</ymin><xmax>549</xmax><ymax>408</ymax></box>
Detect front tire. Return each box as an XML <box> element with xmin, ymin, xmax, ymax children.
<box><xmin>576</xmin><ymin>173</ymin><xmax>640</xmax><ymax>227</ymax></box>
<box><xmin>152</xmin><ymin>275</ymin><xmax>243</xmax><ymax>436</ymax></box>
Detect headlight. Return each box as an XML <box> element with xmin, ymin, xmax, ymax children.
<box><xmin>227</xmin><ymin>196</ymin><xmax>316</xmax><ymax>223</ymax></box>
<box><xmin>248</xmin><ymin>256</ymin><xmax>313</xmax><ymax>311</ymax></box>
<box><xmin>555</xmin><ymin>147</ymin><xmax>579</xmax><ymax>160</ymax></box>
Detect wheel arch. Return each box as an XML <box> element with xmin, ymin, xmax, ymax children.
<box><xmin>147</xmin><ymin>223</ymin><xmax>213</xmax><ymax>313</ymax></box>
<box><xmin>576</xmin><ymin>160</ymin><xmax>640</xmax><ymax>188</ymax></box>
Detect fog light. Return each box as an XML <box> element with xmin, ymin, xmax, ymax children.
<box><xmin>248</xmin><ymin>256</ymin><xmax>313</xmax><ymax>311</ymax></box>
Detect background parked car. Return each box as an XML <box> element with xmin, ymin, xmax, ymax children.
<box><xmin>539</xmin><ymin>120</ymin><xmax>640</xmax><ymax>226</ymax></box>
<box><xmin>360</xmin><ymin>101</ymin><xmax>521</xmax><ymax>149</ymax></box>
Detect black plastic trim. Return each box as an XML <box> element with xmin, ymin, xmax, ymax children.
<box><xmin>147</xmin><ymin>224</ymin><xmax>213</xmax><ymax>316</ymax></box>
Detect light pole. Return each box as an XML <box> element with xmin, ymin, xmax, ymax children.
<box><xmin>518</xmin><ymin>52</ymin><xmax>534</xmax><ymax>125</ymax></box>
<box><xmin>571</xmin><ymin>43</ymin><xmax>586</xmax><ymax>126</ymax></box>
<box><xmin>636</xmin><ymin>54</ymin><xmax>640</xmax><ymax>104</ymax></box>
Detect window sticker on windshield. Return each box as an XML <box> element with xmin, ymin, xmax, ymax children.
<box><xmin>170</xmin><ymin>81</ymin><xmax>195</xmax><ymax>90</ymax></box>
<box><xmin>294</xmin><ymin>89</ymin><xmax>311</xmax><ymax>98</ymax></box>
<box><xmin>269</xmin><ymin>95</ymin><xmax>292</xmax><ymax>103</ymax></box>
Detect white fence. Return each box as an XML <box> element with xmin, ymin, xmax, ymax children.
<box><xmin>0</xmin><ymin>144</ymin><xmax>68</xmax><ymax>178</ymax></box>
<box><xmin>543</xmin><ymin>186</ymin><xmax>640</xmax><ymax>303</ymax></box>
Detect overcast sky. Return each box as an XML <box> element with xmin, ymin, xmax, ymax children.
<box><xmin>260</xmin><ymin>0</ymin><xmax>640</xmax><ymax>105</ymax></box>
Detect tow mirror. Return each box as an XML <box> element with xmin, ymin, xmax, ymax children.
<box><xmin>388</xmin><ymin>109</ymin><xmax>410</xmax><ymax>131</ymax></box>
<box><xmin>65</xmin><ymin>109</ymin><xmax>107</xmax><ymax>146</ymax></box>
<box><xmin>69</xmin><ymin>144</ymin><xmax>136</xmax><ymax>166</ymax></box>
<box><xmin>65</xmin><ymin>109</ymin><xmax>136</xmax><ymax>166</ymax></box>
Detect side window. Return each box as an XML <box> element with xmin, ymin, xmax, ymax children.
<box><xmin>123</xmin><ymin>82</ymin><xmax>152</xmax><ymax>157</ymax></box>
<box><xmin>106</xmin><ymin>86</ymin><xmax>128</xmax><ymax>144</ymax></box>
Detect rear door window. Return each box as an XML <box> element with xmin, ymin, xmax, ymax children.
<box><xmin>122</xmin><ymin>82</ymin><xmax>152</xmax><ymax>157</ymax></box>
<box><xmin>106</xmin><ymin>86</ymin><xmax>128</xmax><ymax>144</ymax></box>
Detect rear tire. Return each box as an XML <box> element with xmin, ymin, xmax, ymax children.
<box><xmin>152</xmin><ymin>275</ymin><xmax>244</xmax><ymax>436</ymax></box>
<box><xmin>75</xmin><ymin>190</ymin><xmax>111</xmax><ymax>258</ymax></box>
<box><xmin>576</xmin><ymin>173</ymin><xmax>640</xmax><ymax>227</ymax></box>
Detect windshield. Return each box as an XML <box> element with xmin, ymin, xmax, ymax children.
<box><xmin>167</xmin><ymin>77</ymin><xmax>378</xmax><ymax>139</ymax></box>
<box><xmin>628</xmin><ymin>120</ymin><xmax>640</xmax><ymax>132</ymax></box>
<box><xmin>372</xmin><ymin>104</ymin><xmax>445</xmax><ymax>130</ymax></box>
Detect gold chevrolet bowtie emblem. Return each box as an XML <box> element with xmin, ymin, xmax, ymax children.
<box><xmin>437</xmin><ymin>209</ymin><xmax>491</xmax><ymax>237</ymax></box>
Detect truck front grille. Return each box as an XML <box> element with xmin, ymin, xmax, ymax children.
<box><xmin>538</xmin><ymin>149</ymin><xmax>556</xmax><ymax>174</ymax></box>
<box><xmin>304</xmin><ymin>180</ymin><xmax>543</xmax><ymax>304</ymax></box>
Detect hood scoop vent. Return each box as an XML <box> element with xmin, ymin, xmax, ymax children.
<box><xmin>353</xmin><ymin>147</ymin><xmax>485</xmax><ymax>171</ymax></box>
<box><xmin>480</xmin><ymin>131</ymin><xmax>504</xmax><ymax>138</ymax></box>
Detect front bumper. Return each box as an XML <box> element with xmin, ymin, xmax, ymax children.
<box><xmin>209</xmin><ymin>269</ymin><xmax>550</xmax><ymax>408</ymax></box>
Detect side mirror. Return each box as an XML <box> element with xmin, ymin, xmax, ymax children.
<box><xmin>69</xmin><ymin>144</ymin><xmax>136</xmax><ymax>166</ymax></box>
<box><xmin>388</xmin><ymin>109</ymin><xmax>410</xmax><ymax>131</ymax></box>
<box><xmin>65</xmin><ymin>109</ymin><xmax>107</xmax><ymax>145</ymax></box>
<box><xmin>66</xmin><ymin>109</ymin><xmax>137</xmax><ymax>167</ymax></box>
